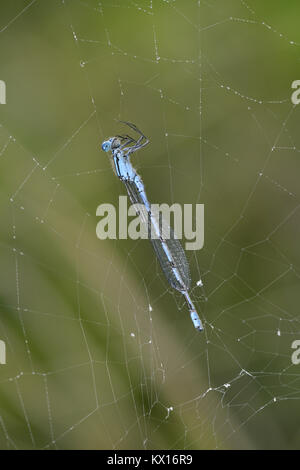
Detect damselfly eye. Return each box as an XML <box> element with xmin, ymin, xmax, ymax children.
<box><xmin>101</xmin><ymin>140</ymin><xmax>112</xmax><ymax>152</ymax></box>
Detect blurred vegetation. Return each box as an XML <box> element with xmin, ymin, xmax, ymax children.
<box><xmin>0</xmin><ymin>0</ymin><xmax>300</xmax><ymax>449</ymax></box>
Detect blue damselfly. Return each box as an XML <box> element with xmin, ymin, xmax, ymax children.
<box><xmin>101</xmin><ymin>122</ymin><xmax>203</xmax><ymax>331</ymax></box>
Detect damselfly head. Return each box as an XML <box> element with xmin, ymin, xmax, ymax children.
<box><xmin>102</xmin><ymin>137</ymin><xmax>122</xmax><ymax>153</ymax></box>
<box><xmin>101</xmin><ymin>139</ymin><xmax>113</xmax><ymax>152</ymax></box>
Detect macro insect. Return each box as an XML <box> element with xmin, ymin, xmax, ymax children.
<box><xmin>101</xmin><ymin>121</ymin><xmax>203</xmax><ymax>331</ymax></box>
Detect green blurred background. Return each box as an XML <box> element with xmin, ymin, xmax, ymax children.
<box><xmin>0</xmin><ymin>0</ymin><xmax>300</xmax><ymax>449</ymax></box>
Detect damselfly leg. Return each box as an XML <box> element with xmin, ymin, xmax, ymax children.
<box><xmin>118</xmin><ymin>121</ymin><xmax>149</xmax><ymax>153</ymax></box>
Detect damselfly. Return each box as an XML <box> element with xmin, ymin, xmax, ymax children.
<box><xmin>101</xmin><ymin>122</ymin><xmax>203</xmax><ymax>331</ymax></box>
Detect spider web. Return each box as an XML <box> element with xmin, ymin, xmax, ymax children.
<box><xmin>0</xmin><ymin>0</ymin><xmax>300</xmax><ymax>450</ymax></box>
